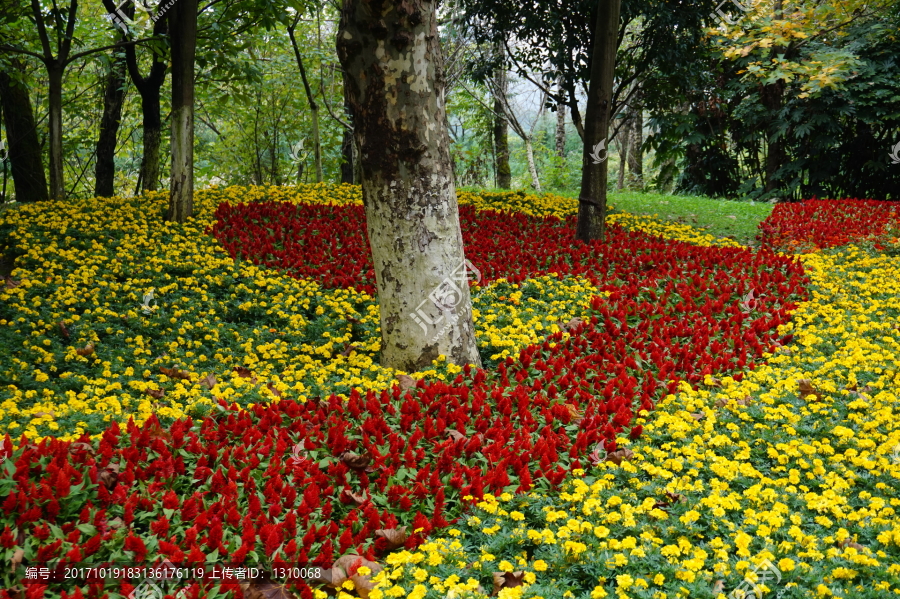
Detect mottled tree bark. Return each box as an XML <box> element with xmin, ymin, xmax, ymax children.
<box><xmin>0</xmin><ymin>60</ymin><xmax>49</xmax><ymax>202</ymax></box>
<box><xmin>575</xmin><ymin>0</ymin><xmax>621</xmax><ymax>242</ymax></box>
<box><xmin>94</xmin><ymin>47</ymin><xmax>128</xmax><ymax>197</ymax></box>
<box><xmin>492</xmin><ymin>46</ymin><xmax>511</xmax><ymax>189</ymax></box>
<box><xmin>337</xmin><ymin>0</ymin><xmax>482</xmax><ymax>371</ymax></box>
<box><xmin>555</xmin><ymin>101</ymin><xmax>567</xmax><ymax>158</ymax></box>
<box><xmin>166</xmin><ymin>0</ymin><xmax>199</xmax><ymax>222</ymax></box>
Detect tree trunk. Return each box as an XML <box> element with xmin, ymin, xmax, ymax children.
<box><xmin>0</xmin><ymin>60</ymin><xmax>49</xmax><ymax>202</ymax></box>
<box><xmin>763</xmin><ymin>0</ymin><xmax>786</xmax><ymax>197</ymax></box>
<box><xmin>575</xmin><ymin>0</ymin><xmax>621</xmax><ymax>242</ymax></box>
<box><xmin>762</xmin><ymin>79</ymin><xmax>786</xmax><ymax>196</ymax></box>
<box><xmin>288</xmin><ymin>22</ymin><xmax>324</xmax><ymax>183</ymax></box>
<box><xmin>337</xmin><ymin>0</ymin><xmax>482</xmax><ymax>372</ymax></box>
<box><xmin>94</xmin><ymin>47</ymin><xmax>128</xmax><ymax>197</ymax></box>
<box><xmin>166</xmin><ymin>0</ymin><xmax>199</xmax><ymax>222</ymax></box>
<box><xmin>47</xmin><ymin>65</ymin><xmax>64</xmax><ymax>200</ymax></box>
<box><xmin>617</xmin><ymin>117</ymin><xmax>629</xmax><ymax>190</ymax></box>
<box><xmin>627</xmin><ymin>101</ymin><xmax>643</xmax><ymax>189</ymax></box>
<box><xmin>114</xmin><ymin>0</ymin><xmax>167</xmax><ymax>193</ymax></box>
<box><xmin>340</xmin><ymin>126</ymin><xmax>354</xmax><ymax>184</ymax></box>
<box><xmin>340</xmin><ymin>75</ymin><xmax>355</xmax><ymax>184</ymax></box>
<box><xmin>140</xmin><ymin>88</ymin><xmax>162</xmax><ymax>192</ymax></box>
<box><xmin>555</xmin><ymin>101</ymin><xmax>567</xmax><ymax>158</ymax></box>
<box><xmin>525</xmin><ymin>137</ymin><xmax>541</xmax><ymax>192</ymax></box>
<box><xmin>492</xmin><ymin>51</ymin><xmax>511</xmax><ymax>189</ymax></box>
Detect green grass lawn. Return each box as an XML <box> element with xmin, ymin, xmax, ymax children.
<box><xmin>605</xmin><ymin>191</ymin><xmax>774</xmax><ymax>245</ymax></box>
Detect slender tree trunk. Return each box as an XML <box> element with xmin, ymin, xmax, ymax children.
<box><xmin>617</xmin><ymin>118</ymin><xmax>629</xmax><ymax>190</ymax></box>
<box><xmin>763</xmin><ymin>0</ymin><xmax>786</xmax><ymax>197</ymax></box>
<box><xmin>340</xmin><ymin>126</ymin><xmax>354</xmax><ymax>184</ymax></box>
<box><xmin>492</xmin><ymin>48</ymin><xmax>511</xmax><ymax>189</ymax></box>
<box><xmin>627</xmin><ymin>101</ymin><xmax>643</xmax><ymax>189</ymax></box>
<box><xmin>337</xmin><ymin>0</ymin><xmax>482</xmax><ymax>372</ymax></box>
<box><xmin>140</xmin><ymin>88</ymin><xmax>162</xmax><ymax>192</ymax></box>
<box><xmin>525</xmin><ymin>137</ymin><xmax>541</xmax><ymax>192</ymax></box>
<box><xmin>94</xmin><ymin>48</ymin><xmax>128</xmax><ymax>197</ymax></box>
<box><xmin>166</xmin><ymin>0</ymin><xmax>199</xmax><ymax>222</ymax></box>
<box><xmin>0</xmin><ymin>61</ymin><xmax>49</xmax><ymax>202</ymax></box>
<box><xmin>47</xmin><ymin>65</ymin><xmax>64</xmax><ymax>200</ymax></box>
<box><xmin>555</xmin><ymin>101</ymin><xmax>567</xmax><ymax>158</ymax></box>
<box><xmin>762</xmin><ymin>80</ymin><xmax>786</xmax><ymax>195</ymax></box>
<box><xmin>340</xmin><ymin>74</ymin><xmax>355</xmax><ymax>184</ymax></box>
<box><xmin>575</xmin><ymin>0</ymin><xmax>622</xmax><ymax>242</ymax></box>
<box><xmin>288</xmin><ymin>22</ymin><xmax>323</xmax><ymax>183</ymax></box>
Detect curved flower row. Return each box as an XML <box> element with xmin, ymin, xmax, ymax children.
<box><xmin>366</xmin><ymin>245</ymin><xmax>900</xmax><ymax>598</ymax></box>
<box><xmin>0</xmin><ymin>186</ymin><xmax>807</xmax><ymax>598</ymax></box>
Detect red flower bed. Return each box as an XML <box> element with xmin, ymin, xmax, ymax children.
<box><xmin>758</xmin><ymin>199</ymin><xmax>900</xmax><ymax>250</ymax></box>
<box><xmin>2</xmin><ymin>205</ymin><xmax>808</xmax><ymax>598</ymax></box>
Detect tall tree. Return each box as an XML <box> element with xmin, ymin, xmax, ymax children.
<box><xmin>337</xmin><ymin>0</ymin><xmax>482</xmax><ymax>371</ymax></box>
<box><xmin>575</xmin><ymin>0</ymin><xmax>621</xmax><ymax>242</ymax></box>
<box><xmin>101</xmin><ymin>0</ymin><xmax>169</xmax><ymax>193</ymax></box>
<box><xmin>492</xmin><ymin>44</ymin><xmax>511</xmax><ymax>188</ymax></box>
<box><xmin>626</xmin><ymin>93</ymin><xmax>643</xmax><ymax>189</ymax></box>
<box><xmin>94</xmin><ymin>45</ymin><xmax>128</xmax><ymax>197</ymax></box>
<box><xmin>287</xmin><ymin>14</ymin><xmax>324</xmax><ymax>183</ymax></box>
<box><xmin>0</xmin><ymin>58</ymin><xmax>48</xmax><ymax>202</ymax></box>
<box><xmin>166</xmin><ymin>0</ymin><xmax>199</xmax><ymax>222</ymax></box>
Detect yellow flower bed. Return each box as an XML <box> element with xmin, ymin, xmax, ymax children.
<box><xmin>369</xmin><ymin>245</ymin><xmax>900</xmax><ymax>598</ymax></box>
<box><xmin>0</xmin><ymin>184</ymin><xmax>744</xmax><ymax>442</ymax></box>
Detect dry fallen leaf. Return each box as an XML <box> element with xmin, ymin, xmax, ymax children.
<box><xmin>199</xmin><ymin>374</ymin><xmax>217</xmax><ymax>389</ymax></box>
<box><xmin>340</xmin><ymin>488</ymin><xmax>368</xmax><ymax>507</ymax></box>
<box><xmin>330</xmin><ymin>555</ymin><xmax>382</xmax><ymax>598</ymax></box>
<box><xmin>160</xmin><ymin>366</ymin><xmax>191</xmax><ymax>381</ymax></box>
<box><xmin>99</xmin><ymin>463</ymin><xmax>120</xmax><ymax>491</ymax></box>
<box><xmin>58</xmin><ymin>321</ymin><xmax>71</xmax><ymax>341</ymax></box>
<box><xmin>605</xmin><ymin>448</ymin><xmax>634</xmax><ymax>465</ymax></box>
<box><xmin>340</xmin><ymin>450</ymin><xmax>372</xmax><ymax>471</ymax></box>
<box><xmin>266</xmin><ymin>383</ymin><xmax>283</xmax><ymax>397</ymax></box>
<box><xmin>447</xmin><ymin>430</ymin><xmax>466</xmax><ymax>443</ymax></box>
<box><xmin>10</xmin><ymin>548</ymin><xmax>24</xmax><ymax>570</ymax></box>
<box><xmin>234</xmin><ymin>366</ymin><xmax>254</xmax><ymax>378</ymax></box>
<box><xmin>712</xmin><ymin>580</ymin><xmax>725</xmax><ymax>594</ymax></box>
<box><xmin>340</xmin><ymin>343</ymin><xmax>358</xmax><ymax>357</ymax></box>
<box><xmin>690</xmin><ymin>412</ymin><xmax>706</xmax><ymax>421</ymax></box>
<box><xmin>374</xmin><ymin>526</ymin><xmax>409</xmax><ymax>551</ymax></box>
<box><xmin>798</xmin><ymin>379</ymin><xmax>823</xmax><ymax>401</ymax></box>
<box><xmin>492</xmin><ymin>572</ymin><xmax>525</xmax><ymax>595</ymax></box>
<box><xmin>396</xmin><ymin>374</ymin><xmax>417</xmax><ymax>390</ymax></box>
<box><xmin>564</xmin><ymin>317</ymin><xmax>584</xmax><ymax>331</ymax></box>
<box><xmin>145</xmin><ymin>388</ymin><xmax>165</xmax><ymax>399</ymax></box>
<box><xmin>76</xmin><ymin>343</ymin><xmax>95</xmax><ymax>357</ymax></box>
<box><xmin>238</xmin><ymin>579</ymin><xmax>298</xmax><ymax>599</ymax></box>
<box><xmin>68</xmin><ymin>442</ymin><xmax>93</xmax><ymax>456</ymax></box>
<box><xmin>838</xmin><ymin>539</ymin><xmax>865</xmax><ymax>550</ymax></box>
<box><xmin>4</xmin><ymin>277</ymin><xmax>21</xmax><ymax>290</ymax></box>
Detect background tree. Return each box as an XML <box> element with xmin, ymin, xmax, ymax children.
<box><xmin>93</xmin><ymin>44</ymin><xmax>128</xmax><ymax>197</ymax></box>
<box><xmin>576</xmin><ymin>0</ymin><xmax>621</xmax><ymax>242</ymax></box>
<box><xmin>0</xmin><ymin>58</ymin><xmax>48</xmax><ymax>202</ymax></box>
